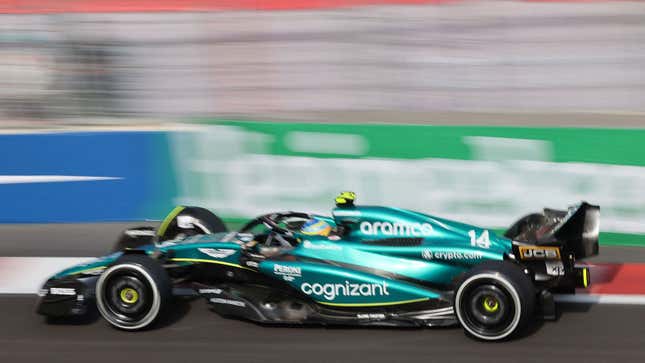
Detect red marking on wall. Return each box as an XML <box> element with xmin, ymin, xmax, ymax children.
<box><xmin>583</xmin><ymin>263</ymin><xmax>645</xmax><ymax>295</ymax></box>
<box><xmin>0</xmin><ymin>0</ymin><xmax>454</xmax><ymax>14</ymax></box>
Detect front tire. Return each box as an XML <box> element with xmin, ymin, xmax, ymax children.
<box><xmin>96</xmin><ymin>254</ymin><xmax>172</xmax><ymax>330</ymax></box>
<box><xmin>454</xmin><ymin>261</ymin><xmax>535</xmax><ymax>341</ymax></box>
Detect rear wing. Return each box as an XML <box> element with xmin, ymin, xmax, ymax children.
<box><xmin>504</xmin><ymin>202</ymin><xmax>599</xmax><ymax>259</ymax></box>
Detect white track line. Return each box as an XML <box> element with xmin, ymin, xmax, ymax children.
<box><xmin>0</xmin><ymin>257</ymin><xmax>95</xmax><ymax>294</ymax></box>
<box><xmin>555</xmin><ymin>294</ymin><xmax>645</xmax><ymax>305</ymax></box>
<box><xmin>0</xmin><ymin>176</ymin><xmax>122</xmax><ymax>185</ymax></box>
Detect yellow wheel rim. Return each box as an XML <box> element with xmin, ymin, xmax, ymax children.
<box><xmin>119</xmin><ymin>288</ymin><xmax>139</xmax><ymax>304</ymax></box>
<box><xmin>483</xmin><ymin>297</ymin><xmax>499</xmax><ymax>313</ymax></box>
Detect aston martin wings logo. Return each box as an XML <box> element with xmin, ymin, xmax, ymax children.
<box><xmin>198</xmin><ymin>248</ymin><xmax>236</xmax><ymax>259</ymax></box>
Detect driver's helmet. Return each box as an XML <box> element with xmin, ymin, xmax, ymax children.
<box><xmin>300</xmin><ymin>218</ymin><xmax>332</xmax><ymax>237</ymax></box>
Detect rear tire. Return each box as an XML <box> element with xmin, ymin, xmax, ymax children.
<box><xmin>454</xmin><ymin>261</ymin><xmax>535</xmax><ymax>341</ymax></box>
<box><xmin>96</xmin><ymin>254</ymin><xmax>172</xmax><ymax>330</ymax></box>
<box><xmin>111</xmin><ymin>227</ymin><xmax>156</xmax><ymax>252</ymax></box>
<box><xmin>157</xmin><ymin>206</ymin><xmax>227</xmax><ymax>242</ymax></box>
<box><xmin>110</xmin><ymin>206</ymin><xmax>228</xmax><ymax>252</ymax></box>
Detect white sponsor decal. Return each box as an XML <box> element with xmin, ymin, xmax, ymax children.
<box><xmin>302</xmin><ymin>240</ymin><xmax>342</xmax><ymax>250</ymax></box>
<box><xmin>421</xmin><ymin>249</ymin><xmax>484</xmax><ymax>261</ymax></box>
<box><xmin>198</xmin><ymin>288</ymin><xmax>223</xmax><ymax>294</ymax></box>
<box><xmin>49</xmin><ymin>287</ymin><xmax>76</xmax><ymax>296</ymax></box>
<box><xmin>301</xmin><ymin>281</ymin><xmax>389</xmax><ymax>301</ymax></box>
<box><xmin>545</xmin><ymin>260</ymin><xmax>566</xmax><ymax>276</ymax></box>
<box><xmin>198</xmin><ymin>248</ymin><xmax>236</xmax><ymax>259</ymax></box>
<box><xmin>124</xmin><ymin>229</ymin><xmax>156</xmax><ymax>237</ymax></box>
<box><xmin>357</xmin><ymin>313</ymin><xmax>386</xmax><ymax>320</ymax></box>
<box><xmin>273</xmin><ymin>264</ymin><xmax>302</xmax><ymax>281</ymax></box>
<box><xmin>210</xmin><ymin>297</ymin><xmax>246</xmax><ymax>307</ymax></box>
<box><xmin>360</xmin><ymin>221</ymin><xmax>433</xmax><ymax>237</ymax></box>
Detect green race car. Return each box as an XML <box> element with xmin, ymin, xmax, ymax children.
<box><xmin>37</xmin><ymin>192</ymin><xmax>598</xmax><ymax>341</ymax></box>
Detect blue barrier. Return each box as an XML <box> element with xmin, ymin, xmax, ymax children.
<box><xmin>0</xmin><ymin>131</ymin><xmax>176</xmax><ymax>223</ymax></box>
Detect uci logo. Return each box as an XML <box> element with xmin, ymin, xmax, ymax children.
<box><xmin>519</xmin><ymin>246</ymin><xmax>560</xmax><ymax>260</ymax></box>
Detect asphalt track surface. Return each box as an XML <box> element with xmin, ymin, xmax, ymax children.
<box><xmin>0</xmin><ymin>296</ymin><xmax>643</xmax><ymax>363</ymax></box>
<box><xmin>1</xmin><ymin>223</ymin><xmax>645</xmax><ymax>362</ymax></box>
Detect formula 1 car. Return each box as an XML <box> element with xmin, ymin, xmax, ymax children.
<box><xmin>37</xmin><ymin>192</ymin><xmax>599</xmax><ymax>341</ymax></box>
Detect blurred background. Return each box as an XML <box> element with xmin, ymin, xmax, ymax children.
<box><xmin>3</xmin><ymin>0</ymin><xmax>645</xmax><ymax>123</ymax></box>
<box><xmin>3</xmin><ymin>2</ymin><xmax>645</xmax><ymax>359</ymax></box>
<box><xmin>1</xmin><ymin>0</ymin><xmax>645</xmax><ymax>243</ymax></box>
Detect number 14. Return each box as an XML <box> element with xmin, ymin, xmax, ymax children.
<box><xmin>468</xmin><ymin>230</ymin><xmax>491</xmax><ymax>249</ymax></box>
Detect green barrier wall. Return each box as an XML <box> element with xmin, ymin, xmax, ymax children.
<box><xmin>167</xmin><ymin>120</ymin><xmax>645</xmax><ymax>246</ymax></box>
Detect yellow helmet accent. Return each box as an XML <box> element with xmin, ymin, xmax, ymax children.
<box><xmin>335</xmin><ymin>191</ymin><xmax>356</xmax><ymax>206</ymax></box>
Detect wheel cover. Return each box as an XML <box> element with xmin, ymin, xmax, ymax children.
<box><xmin>96</xmin><ymin>263</ymin><xmax>161</xmax><ymax>330</ymax></box>
<box><xmin>465</xmin><ymin>284</ymin><xmax>510</xmax><ymax>328</ymax></box>
<box><xmin>455</xmin><ymin>273</ymin><xmax>522</xmax><ymax>340</ymax></box>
